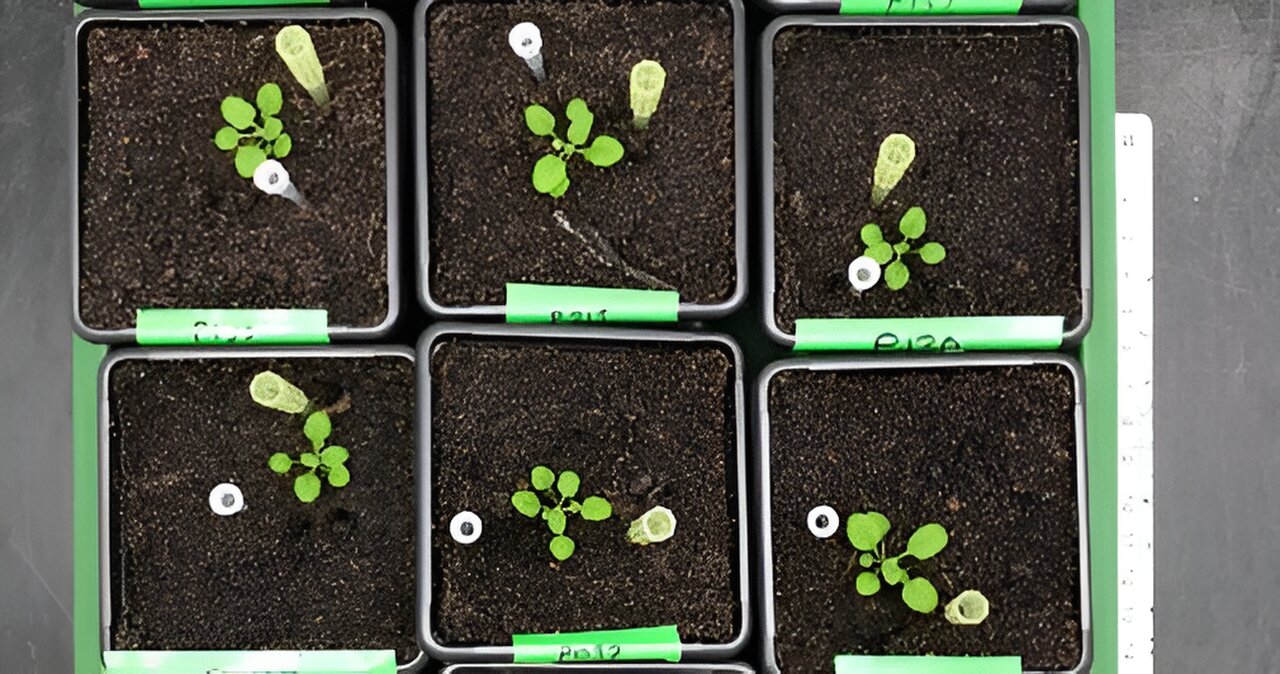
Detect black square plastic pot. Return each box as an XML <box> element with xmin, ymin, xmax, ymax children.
<box><xmin>98</xmin><ymin>346</ymin><xmax>423</xmax><ymax>671</ymax></box>
<box><xmin>73</xmin><ymin>8</ymin><xmax>403</xmax><ymax>343</ymax></box>
<box><xmin>417</xmin><ymin>323</ymin><xmax>752</xmax><ymax>662</ymax></box>
<box><xmin>755</xmin><ymin>353</ymin><xmax>1092</xmax><ymax>673</ymax></box>
<box><xmin>759</xmin><ymin>16</ymin><xmax>1092</xmax><ymax>348</ymax></box>
<box><xmin>413</xmin><ymin>0</ymin><xmax>749</xmax><ymax>321</ymax></box>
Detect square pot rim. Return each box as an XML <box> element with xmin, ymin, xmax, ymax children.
<box><xmin>96</xmin><ymin>345</ymin><xmax>424</xmax><ymax>672</ymax></box>
<box><xmin>71</xmin><ymin>7</ymin><xmax>404</xmax><ymax>344</ymax></box>
<box><xmin>758</xmin><ymin>14</ymin><xmax>1094</xmax><ymax>349</ymax></box>
<box><xmin>412</xmin><ymin>0</ymin><xmax>750</xmax><ymax>321</ymax></box>
<box><xmin>754</xmin><ymin>352</ymin><xmax>1093</xmax><ymax>674</ymax></box>
<box><xmin>415</xmin><ymin>322</ymin><xmax>752</xmax><ymax>662</ymax></box>
<box><xmin>440</xmin><ymin>664</ymin><xmax>756</xmax><ymax>674</ymax></box>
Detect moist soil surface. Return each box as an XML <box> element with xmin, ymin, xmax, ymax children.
<box><xmin>108</xmin><ymin>355</ymin><xmax>416</xmax><ymax>662</ymax></box>
<box><xmin>80</xmin><ymin>20</ymin><xmax>389</xmax><ymax>331</ymax></box>
<box><xmin>426</xmin><ymin>0</ymin><xmax>738</xmax><ymax>308</ymax></box>
<box><xmin>771</xmin><ymin>25</ymin><xmax>1082</xmax><ymax>333</ymax></box>
<box><xmin>767</xmin><ymin>364</ymin><xmax>1082</xmax><ymax>671</ymax></box>
<box><xmin>429</xmin><ymin>336</ymin><xmax>740</xmax><ymax>645</ymax></box>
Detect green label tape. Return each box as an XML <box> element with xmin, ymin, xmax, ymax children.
<box><xmin>512</xmin><ymin>625</ymin><xmax>682</xmax><ymax>663</ymax></box>
<box><xmin>835</xmin><ymin>655</ymin><xmax>1022</xmax><ymax>674</ymax></box>
<box><xmin>138</xmin><ymin>0</ymin><xmax>327</xmax><ymax>7</ymax></box>
<box><xmin>103</xmin><ymin>650</ymin><xmax>396</xmax><ymax>674</ymax></box>
<box><xmin>505</xmin><ymin>283</ymin><xmax>679</xmax><ymax>324</ymax></box>
<box><xmin>135</xmin><ymin>309</ymin><xmax>330</xmax><ymax>345</ymax></box>
<box><xmin>793</xmin><ymin>316</ymin><xmax>1064</xmax><ymax>352</ymax></box>
<box><xmin>839</xmin><ymin>0</ymin><xmax>1023</xmax><ymax>14</ymax></box>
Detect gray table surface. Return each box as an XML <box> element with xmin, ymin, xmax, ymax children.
<box><xmin>0</xmin><ymin>0</ymin><xmax>1270</xmax><ymax>671</ymax></box>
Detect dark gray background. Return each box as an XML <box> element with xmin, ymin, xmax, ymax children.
<box><xmin>0</xmin><ymin>0</ymin><xmax>1269</xmax><ymax>671</ymax></box>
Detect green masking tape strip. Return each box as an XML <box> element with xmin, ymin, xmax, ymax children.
<box><xmin>505</xmin><ymin>283</ymin><xmax>679</xmax><ymax>324</ymax></box>
<box><xmin>103</xmin><ymin>650</ymin><xmax>396</xmax><ymax>674</ymax></box>
<box><xmin>839</xmin><ymin>0</ymin><xmax>1023</xmax><ymax>14</ymax></box>
<box><xmin>135</xmin><ymin>309</ymin><xmax>330</xmax><ymax>345</ymax></box>
<box><xmin>512</xmin><ymin>625</ymin><xmax>682</xmax><ymax>663</ymax></box>
<box><xmin>834</xmin><ymin>655</ymin><xmax>1022</xmax><ymax>674</ymax></box>
<box><xmin>793</xmin><ymin>315</ymin><xmax>1064</xmax><ymax>351</ymax></box>
<box><xmin>138</xmin><ymin>0</ymin><xmax>327</xmax><ymax>7</ymax></box>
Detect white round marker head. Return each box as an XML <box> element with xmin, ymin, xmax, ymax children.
<box><xmin>807</xmin><ymin>504</ymin><xmax>839</xmax><ymax>538</ymax></box>
<box><xmin>450</xmin><ymin>511</ymin><xmax>483</xmax><ymax>544</ymax></box>
<box><xmin>253</xmin><ymin>159</ymin><xmax>291</xmax><ymax>196</ymax></box>
<box><xmin>209</xmin><ymin>483</ymin><xmax>244</xmax><ymax>516</ymax></box>
<box><xmin>508</xmin><ymin>22</ymin><xmax>543</xmax><ymax>60</ymax></box>
<box><xmin>848</xmin><ymin>256</ymin><xmax>882</xmax><ymax>292</ymax></box>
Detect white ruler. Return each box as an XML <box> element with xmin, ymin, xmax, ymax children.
<box><xmin>1115</xmin><ymin>112</ymin><xmax>1154</xmax><ymax>673</ymax></box>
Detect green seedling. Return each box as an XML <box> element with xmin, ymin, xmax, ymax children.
<box><xmin>268</xmin><ymin>410</ymin><xmax>350</xmax><ymax>503</ymax></box>
<box><xmin>847</xmin><ymin>511</ymin><xmax>949</xmax><ymax>614</ymax></box>
<box><xmin>250</xmin><ymin>371</ymin><xmax>351</xmax><ymax>503</ymax></box>
<box><xmin>214</xmin><ymin>83</ymin><xmax>293</xmax><ymax>179</ymax></box>
<box><xmin>859</xmin><ymin>206</ymin><xmax>946</xmax><ymax>290</ymax></box>
<box><xmin>525</xmin><ymin>98</ymin><xmax>624</xmax><ymax>198</ymax></box>
<box><xmin>511</xmin><ymin>465</ymin><xmax>612</xmax><ymax>561</ymax></box>
<box><xmin>871</xmin><ymin>133</ymin><xmax>917</xmax><ymax>207</ymax></box>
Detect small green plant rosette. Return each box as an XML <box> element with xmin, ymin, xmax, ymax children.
<box><xmin>859</xmin><ymin>206</ymin><xmax>946</xmax><ymax>291</ymax></box>
<box><xmin>524</xmin><ymin>99</ymin><xmax>623</xmax><ymax>198</ymax></box>
<box><xmin>215</xmin><ymin>83</ymin><xmax>292</xmax><ymax>179</ymax></box>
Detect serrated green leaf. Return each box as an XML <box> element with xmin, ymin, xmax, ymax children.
<box><xmin>512</xmin><ymin>490</ymin><xmax>541</xmax><ymax>518</ymax></box>
<box><xmin>882</xmin><ymin>555</ymin><xmax>906</xmax><ymax>585</ymax></box>
<box><xmin>565</xmin><ymin>98</ymin><xmax>594</xmax><ymax>146</ymax></box>
<box><xmin>221</xmin><ymin>96</ymin><xmax>256</xmax><ymax>130</ymax></box>
<box><xmin>885</xmin><ymin>260</ymin><xmax>910</xmax><ymax>290</ymax></box>
<box><xmin>899</xmin><ymin>206</ymin><xmax>927</xmax><ymax>239</ymax></box>
<box><xmin>235</xmin><ymin>145</ymin><xmax>267</xmax><ymax>179</ymax></box>
<box><xmin>902</xmin><ymin>577</ymin><xmax>939</xmax><ymax>613</ymax></box>
<box><xmin>846</xmin><ymin>511</ymin><xmax>891</xmax><ymax>551</ymax></box>
<box><xmin>525</xmin><ymin>104</ymin><xmax>556</xmax><ymax>137</ymax></box>
<box><xmin>300</xmin><ymin>452</ymin><xmax>320</xmax><ymax>468</ymax></box>
<box><xmin>273</xmin><ymin>133</ymin><xmax>292</xmax><ymax>158</ymax></box>
<box><xmin>546</xmin><ymin>507</ymin><xmax>567</xmax><ymax>534</ymax></box>
<box><xmin>580</xmin><ymin>496</ymin><xmax>612</xmax><ymax>521</ymax></box>
<box><xmin>261</xmin><ymin>116</ymin><xmax>283</xmax><ymax>141</ymax></box>
<box><xmin>549</xmin><ymin>535</ymin><xmax>575</xmax><ymax>561</ymax></box>
<box><xmin>581</xmin><ymin>135</ymin><xmax>624</xmax><ymax>168</ymax></box>
<box><xmin>856</xmin><ymin>571</ymin><xmax>881</xmax><ymax>596</ymax></box>
<box><xmin>214</xmin><ymin>126</ymin><xmax>242</xmax><ymax>151</ymax></box>
<box><xmin>268</xmin><ymin>452</ymin><xmax>293</xmax><ymax>474</ymax></box>
<box><xmin>294</xmin><ymin>472</ymin><xmax>321</xmax><ymax>502</ymax></box>
<box><xmin>257</xmin><ymin>83</ymin><xmax>283</xmax><ymax>117</ymax></box>
<box><xmin>557</xmin><ymin>471</ymin><xmax>580</xmax><ymax>499</ymax></box>
<box><xmin>304</xmin><ymin>412</ymin><xmax>331</xmax><ymax>450</ymax></box>
<box><xmin>320</xmin><ymin>445</ymin><xmax>348</xmax><ymax>467</ymax></box>
<box><xmin>919</xmin><ymin>242</ymin><xmax>946</xmax><ymax>265</ymax></box>
<box><xmin>531</xmin><ymin>466</ymin><xmax>555</xmax><ymax>491</ymax></box>
<box><xmin>907</xmin><ymin>523</ymin><xmax>949</xmax><ymax>560</ymax></box>
<box><xmin>532</xmin><ymin>155</ymin><xmax>568</xmax><ymax>194</ymax></box>
<box><xmin>327</xmin><ymin>463</ymin><xmax>350</xmax><ymax>488</ymax></box>
<box><xmin>866</xmin><ymin>241</ymin><xmax>894</xmax><ymax>265</ymax></box>
<box><xmin>860</xmin><ymin>223</ymin><xmax>884</xmax><ymax>246</ymax></box>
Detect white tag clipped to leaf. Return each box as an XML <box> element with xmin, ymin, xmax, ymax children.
<box><xmin>253</xmin><ymin>159</ymin><xmax>308</xmax><ymax>209</ymax></box>
<box><xmin>509</xmin><ymin>22</ymin><xmax>546</xmax><ymax>82</ymax></box>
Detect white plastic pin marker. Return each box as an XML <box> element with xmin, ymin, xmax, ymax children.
<box><xmin>848</xmin><ymin>256</ymin><xmax>881</xmax><ymax>293</ymax></box>
<box><xmin>450</xmin><ymin>511</ymin><xmax>482</xmax><ymax>544</ymax></box>
<box><xmin>807</xmin><ymin>505</ymin><xmax>839</xmax><ymax>538</ymax></box>
<box><xmin>508</xmin><ymin>22</ymin><xmax>546</xmax><ymax>83</ymax></box>
<box><xmin>253</xmin><ymin>160</ymin><xmax>309</xmax><ymax>209</ymax></box>
<box><xmin>209</xmin><ymin>483</ymin><xmax>244</xmax><ymax>516</ymax></box>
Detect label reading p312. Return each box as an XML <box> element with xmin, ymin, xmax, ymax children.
<box><xmin>557</xmin><ymin>644</ymin><xmax>623</xmax><ymax>661</ymax></box>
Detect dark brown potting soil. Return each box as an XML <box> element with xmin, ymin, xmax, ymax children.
<box><xmin>108</xmin><ymin>355</ymin><xmax>416</xmax><ymax>662</ymax></box>
<box><xmin>426</xmin><ymin>0</ymin><xmax>738</xmax><ymax>308</ymax></box>
<box><xmin>429</xmin><ymin>336</ymin><xmax>740</xmax><ymax>645</ymax></box>
<box><xmin>771</xmin><ymin>25</ymin><xmax>1082</xmax><ymax>333</ymax></box>
<box><xmin>80</xmin><ymin>20</ymin><xmax>389</xmax><ymax>331</ymax></box>
<box><xmin>767</xmin><ymin>364</ymin><xmax>1082</xmax><ymax>671</ymax></box>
